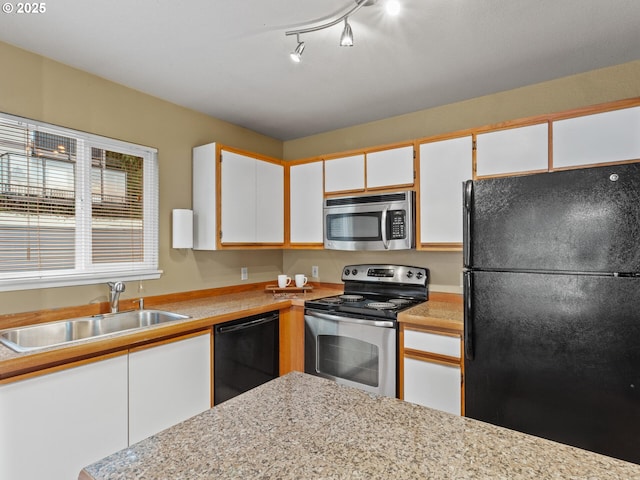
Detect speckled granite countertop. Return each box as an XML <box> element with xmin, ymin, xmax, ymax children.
<box><xmin>79</xmin><ymin>372</ymin><xmax>640</xmax><ymax>480</ymax></box>
<box><xmin>399</xmin><ymin>293</ymin><xmax>463</xmax><ymax>332</ymax></box>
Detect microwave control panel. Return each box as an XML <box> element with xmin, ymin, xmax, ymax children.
<box><xmin>387</xmin><ymin>210</ymin><xmax>406</xmax><ymax>239</ymax></box>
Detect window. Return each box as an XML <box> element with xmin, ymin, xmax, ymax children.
<box><xmin>0</xmin><ymin>113</ymin><xmax>160</xmax><ymax>291</ymax></box>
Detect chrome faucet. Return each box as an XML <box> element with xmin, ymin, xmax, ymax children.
<box><xmin>107</xmin><ymin>281</ymin><xmax>126</xmax><ymax>313</ymax></box>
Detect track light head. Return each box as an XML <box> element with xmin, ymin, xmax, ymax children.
<box><xmin>290</xmin><ymin>38</ymin><xmax>305</xmax><ymax>62</ymax></box>
<box><xmin>340</xmin><ymin>18</ymin><xmax>354</xmax><ymax>47</ymax></box>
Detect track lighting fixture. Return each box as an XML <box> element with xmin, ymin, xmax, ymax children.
<box><xmin>286</xmin><ymin>0</ymin><xmax>386</xmax><ymax>62</ymax></box>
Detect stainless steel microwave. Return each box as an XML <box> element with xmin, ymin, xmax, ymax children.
<box><xmin>323</xmin><ymin>190</ymin><xmax>415</xmax><ymax>250</ymax></box>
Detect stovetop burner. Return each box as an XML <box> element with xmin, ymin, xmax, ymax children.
<box><xmin>366</xmin><ymin>302</ymin><xmax>396</xmax><ymax>310</ymax></box>
<box><xmin>388</xmin><ymin>298</ymin><xmax>412</xmax><ymax>305</ymax></box>
<box><xmin>340</xmin><ymin>294</ymin><xmax>365</xmax><ymax>302</ymax></box>
<box><xmin>304</xmin><ymin>264</ymin><xmax>429</xmax><ymax>321</ymax></box>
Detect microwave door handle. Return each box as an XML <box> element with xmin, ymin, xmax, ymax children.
<box><xmin>381</xmin><ymin>207</ymin><xmax>390</xmax><ymax>249</ymax></box>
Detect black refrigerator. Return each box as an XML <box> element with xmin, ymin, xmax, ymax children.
<box><xmin>463</xmin><ymin>162</ymin><xmax>640</xmax><ymax>464</ymax></box>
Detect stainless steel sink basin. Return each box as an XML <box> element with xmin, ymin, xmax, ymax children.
<box><xmin>0</xmin><ymin>310</ymin><xmax>190</xmax><ymax>353</ymax></box>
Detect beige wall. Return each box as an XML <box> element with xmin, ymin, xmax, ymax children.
<box><xmin>1</xmin><ymin>39</ymin><xmax>640</xmax><ymax>314</ymax></box>
<box><xmin>0</xmin><ymin>41</ymin><xmax>284</xmax><ymax>315</ymax></box>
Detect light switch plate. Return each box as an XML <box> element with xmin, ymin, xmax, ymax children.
<box><xmin>241</xmin><ymin>267</ymin><xmax>248</xmax><ymax>280</ymax></box>
<box><xmin>312</xmin><ymin>266</ymin><xmax>319</xmax><ymax>278</ymax></box>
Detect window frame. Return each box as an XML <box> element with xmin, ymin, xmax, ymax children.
<box><xmin>0</xmin><ymin>112</ymin><xmax>161</xmax><ymax>292</ymax></box>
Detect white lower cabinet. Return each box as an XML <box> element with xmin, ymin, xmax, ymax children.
<box><xmin>404</xmin><ymin>357</ymin><xmax>461</xmax><ymax>415</ymax></box>
<box><xmin>0</xmin><ymin>331</ymin><xmax>212</xmax><ymax>480</ymax></box>
<box><xmin>129</xmin><ymin>332</ymin><xmax>212</xmax><ymax>444</ymax></box>
<box><xmin>402</xmin><ymin>326</ymin><xmax>462</xmax><ymax>416</ymax></box>
<box><xmin>0</xmin><ymin>354</ymin><xmax>129</xmax><ymax>480</ymax></box>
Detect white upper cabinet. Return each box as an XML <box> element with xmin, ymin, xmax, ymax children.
<box><xmin>324</xmin><ymin>154</ymin><xmax>365</xmax><ymax>193</ymax></box>
<box><xmin>366</xmin><ymin>145</ymin><xmax>415</xmax><ymax>188</ymax></box>
<box><xmin>221</xmin><ymin>149</ymin><xmax>258</xmax><ymax>243</ymax></box>
<box><xmin>476</xmin><ymin>123</ymin><xmax>549</xmax><ymax>177</ymax></box>
<box><xmin>290</xmin><ymin>161</ymin><xmax>324</xmax><ymax>244</ymax></box>
<box><xmin>420</xmin><ymin>136</ymin><xmax>472</xmax><ymax>244</ymax></box>
<box><xmin>552</xmin><ymin>106</ymin><xmax>640</xmax><ymax>168</ymax></box>
<box><xmin>256</xmin><ymin>159</ymin><xmax>285</xmax><ymax>243</ymax></box>
<box><xmin>194</xmin><ymin>145</ymin><xmax>284</xmax><ymax>247</ymax></box>
<box><xmin>193</xmin><ymin>143</ymin><xmax>218</xmax><ymax>250</ymax></box>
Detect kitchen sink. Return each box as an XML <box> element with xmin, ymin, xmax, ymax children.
<box><xmin>0</xmin><ymin>310</ymin><xmax>190</xmax><ymax>353</ymax></box>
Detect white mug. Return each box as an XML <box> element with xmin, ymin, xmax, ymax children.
<box><xmin>295</xmin><ymin>274</ymin><xmax>308</xmax><ymax>288</ymax></box>
<box><xmin>278</xmin><ymin>274</ymin><xmax>292</xmax><ymax>288</ymax></box>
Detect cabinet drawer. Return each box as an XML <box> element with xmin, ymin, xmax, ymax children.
<box><xmin>403</xmin><ymin>357</ymin><xmax>461</xmax><ymax>415</ymax></box>
<box><xmin>404</xmin><ymin>329</ymin><xmax>460</xmax><ymax>358</ymax></box>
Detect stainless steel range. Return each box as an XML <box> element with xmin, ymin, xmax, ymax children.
<box><xmin>304</xmin><ymin>264</ymin><xmax>429</xmax><ymax>397</ymax></box>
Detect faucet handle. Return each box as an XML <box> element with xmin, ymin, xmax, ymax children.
<box><xmin>107</xmin><ymin>281</ymin><xmax>126</xmax><ymax>292</ymax></box>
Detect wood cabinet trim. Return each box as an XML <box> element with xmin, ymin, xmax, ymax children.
<box><xmin>402</xmin><ymin>323</ymin><xmax>462</xmax><ymax>338</ymax></box>
<box><xmin>418</xmin><ymin>242</ymin><xmax>463</xmax><ymax>252</ymax></box>
<box><xmin>0</xmin><ymin>350</ymin><xmax>127</xmax><ymax>385</ymax></box>
<box><xmin>404</xmin><ymin>349</ymin><xmax>460</xmax><ymax>367</ymax></box>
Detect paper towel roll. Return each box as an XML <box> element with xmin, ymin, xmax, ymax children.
<box><xmin>172</xmin><ymin>209</ymin><xmax>193</xmax><ymax>249</ymax></box>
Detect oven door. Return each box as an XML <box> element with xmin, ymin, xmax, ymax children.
<box><xmin>304</xmin><ymin>310</ymin><xmax>396</xmax><ymax>397</ymax></box>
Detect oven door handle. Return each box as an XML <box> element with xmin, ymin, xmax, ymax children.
<box><xmin>306</xmin><ymin>310</ymin><xmax>395</xmax><ymax>328</ymax></box>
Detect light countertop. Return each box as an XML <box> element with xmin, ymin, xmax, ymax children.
<box><xmin>80</xmin><ymin>371</ymin><xmax>640</xmax><ymax>480</ymax></box>
<box><xmin>398</xmin><ymin>292</ymin><xmax>463</xmax><ymax>332</ymax></box>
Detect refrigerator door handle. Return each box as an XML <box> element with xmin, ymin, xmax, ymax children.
<box><xmin>463</xmin><ymin>180</ymin><xmax>473</xmax><ymax>268</ymax></box>
<box><xmin>464</xmin><ymin>271</ymin><xmax>474</xmax><ymax>360</ymax></box>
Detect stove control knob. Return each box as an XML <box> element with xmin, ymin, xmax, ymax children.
<box><xmin>344</xmin><ymin>268</ymin><xmax>350</xmax><ymax>276</ymax></box>
<box><xmin>416</xmin><ymin>272</ymin><xmax>424</xmax><ymax>280</ymax></box>
<box><xmin>351</xmin><ymin>269</ymin><xmax>358</xmax><ymax>276</ymax></box>
<box><xmin>406</xmin><ymin>271</ymin><xmax>413</xmax><ymax>278</ymax></box>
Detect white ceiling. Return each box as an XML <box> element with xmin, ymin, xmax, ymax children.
<box><xmin>1</xmin><ymin>0</ymin><xmax>639</xmax><ymax>141</ymax></box>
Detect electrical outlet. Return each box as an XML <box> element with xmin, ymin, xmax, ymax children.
<box><xmin>241</xmin><ymin>267</ymin><xmax>248</xmax><ymax>281</ymax></box>
<box><xmin>312</xmin><ymin>265</ymin><xmax>319</xmax><ymax>278</ymax></box>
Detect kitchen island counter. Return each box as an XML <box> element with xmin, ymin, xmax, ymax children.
<box><xmin>80</xmin><ymin>372</ymin><xmax>640</xmax><ymax>480</ymax></box>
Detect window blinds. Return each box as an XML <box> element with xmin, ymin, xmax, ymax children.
<box><xmin>0</xmin><ymin>113</ymin><xmax>160</xmax><ymax>291</ymax></box>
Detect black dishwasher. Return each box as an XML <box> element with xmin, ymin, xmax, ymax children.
<box><xmin>213</xmin><ymin>311</ymin><xmax>279</xmax><ymax>404</ymax></box>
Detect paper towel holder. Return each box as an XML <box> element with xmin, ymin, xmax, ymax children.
<box><xmin>172</xmin><ymin>209</ymin><xmax>193</xmax><ymax>249</ymax></box>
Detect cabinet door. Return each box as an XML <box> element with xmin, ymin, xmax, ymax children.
<box><xmin>290</xmin><ymin>162</ymin><xmax>324</xmax><ymax>244</ymax></box>
<box><xmin>404</xmin><ymin>356</ymin><xmax>461</xmax><ymax>415</ymax></box>
<box><xmin>256</xmin><ymin>160</ymin><xmax>284</xmax><ymax>243</ymax></box>
<box><xmin>221</xmin><ymin>149</ymin><xmax>257</xmax><ymax>243</ymax></box>
<box><xmin>193</xmin><ymin>143</ymin><xmax>218</xmax><ymax>250</ymax></box>
<box><xmin>129</xmin><ymin>332</ymin><xmax>211</xmax><ymax>444</ymax></box>
<box><xmin>366</xmin><ymin>145</ymin><xmax>414</xmax><ymax>188</ymax></box>
<box><xmin>324</xmin><ymin>154</ymin><xmax>365</xmax><ymax>193</ymax></box>
<box><xmin>476</xmin><ymin>123</ymin><xmax>548</xmax><ymax>177</ymax></box>
<box><xmin>553</xmin><ymin>106</ymin><xmax>640</xmax><ymax>168</ymax></box>
<box><xmin>420</xmin><ymin>136</ymin><xmax>472</xmax><ymax>244</ymax></box>
<box><xmin>0</xmin><ymin>355</ymin><xmax>128</xmax><ymax>480</ymax></box>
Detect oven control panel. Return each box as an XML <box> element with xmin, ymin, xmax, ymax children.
<box><xmin>342</xmin><ymin>264</ymin><xmax>428</xmax><ymax>286</ymax></box>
